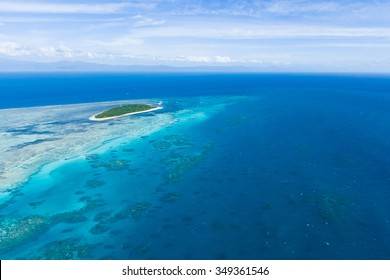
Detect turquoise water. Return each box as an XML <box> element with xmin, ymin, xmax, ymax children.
<box><xmin>0</xmin><ymin>74</ymin><xmax>389</xmax><ymax>259</ymax></box>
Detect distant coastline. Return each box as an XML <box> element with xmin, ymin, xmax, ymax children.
<box><xmin>89</xmin><ymin>104</ymin><xmax>162</xmax><ymax>121</ymax></box>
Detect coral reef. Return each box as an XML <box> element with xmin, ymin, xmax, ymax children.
<box><xmin>84</xmin><ymin>178</ymin><xmax>106</xmax><ymax>189</ymax></box>
<box><xmin>0</xmin><ymin>215</ymin><xmax>49</xmax><ymax>253</ymax></box>
<box><xmin>32</xmin><ymin>238</ymin><xmax>94</xmax><ymax>259</ymax></box>
<box><xmin>153</xmin><ymin>140</ymin><xmax>172</xmax><ymax>150</ymax></box>
<box><xmin>163</xmin><ymin>135</ymin><xmax>190</xmax><ymax>146</ymax></box>
<box><xmin>153</xmin><ymin>134</ymin><xmax>191</xmax><ymax>150</ymax></box>
<box><xmin>160</xmin><ymin>192</ymin><xmax>181</xmax><ymax>203</ymax></box>
<box><xmin>316</xmin><ymin>194</ymin><xmax>345</xmax><ymax>222</ymax></box>
<box><xmin>162</xmin><ymin>153</ymin><xmax>203</xmax><ymax>183</ymax></box>
<box><xmin>87</xmin><ymin>156</ymin><xmax>130</xmax><ymax>171</ymax></box>
<box><xmin>93</xmin><ymin>211</ymin><xmax>112</xmax><ymax>223</ymax></box>
<box><xmin>131</xmin><ymin>245</ymin><xmax>149</xmax><ymax>256</ymax></box>
<box><xmin>111</xmin><ymin>202</ymin><xmax>150</xmax><ymax>221</ymax></box>
<box><xmin>104</xmin><ymin>160</ymin><xmax>130</xmax><ymax>171</ymax></box>
<box><xmin>50</xmin><ymin>211</ymin><xmax>88</xmax><ymax>224</ymax></box>
<box><xmin>29</xmin><ymin>200</ymin><xmax>46</xmax><ymax>207</ymax></box>
<box><xmin>86</xmin><ymin>154</ymin><xmax>100</xmax><ymax>162</ymax></box>
<box><xmin>90</xmin><ymin>223</ymin><xmax>110</xmax><ymax>235</ymax></box>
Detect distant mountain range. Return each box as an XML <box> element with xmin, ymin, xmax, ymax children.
<box><xmin>0</xmin><ymin>58</ymin><xmax>165</xmax><ymax>72</ymax></box>
<box><xmin>0</xmin><ymin>57</ymin><xmax>303</xmax><ymax>73</ymax></box>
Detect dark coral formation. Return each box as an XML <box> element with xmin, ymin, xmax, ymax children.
<box><xmin>0</xmin><ymin>215</ymin><xmax>49</xmax><ymax>253</ymax></box>
<box><xmin>111</xmin><ymin>202</ymin><xmax>150</xmax><ymax>221</ymax></box>
<box><xmin>86</xmin><ymin>153</ymin><xmax>100</xmax><ymax>162</ymax></box>
<box><xmin>316</xmin><ymin>194</ymin><xmax>345</xmax><ymax>223</ymax></box>
<box><xmin>153</xmin><ymin>134</ymin><xmax>191</xmax><ymax>151</ymax></box>
<box><xmin>50</xmin><ymin>211</ymin><xmax>88</xmax><ymax>224</ymax></box>
<box><xmin>86</xmin><ymin>154</ymin><xmax>130</xmax><ymax>172</ymax></box>
<box><xmin>93</xmin><ymin>211</ymin><xmax>112</xmax><ymax>223</ymax></box>
<box><xmin>83</xmin><ymin>198</ymin><xmax>107</xmax><ymax>212</ymax></box>
<box><xmin>29</xmin><ymin>200</ymin><xmax>46</xmax><ymax>207</ymax></box>
<box><xmin>131</xmin><ymin>245</ymin><xmax>149</xmax><ymax>256</ymax></box>
<box><xmin>32</xmin><ymin>238</ymin><xmax>94</xmax><ymax>259</ymax></box>
<box><xmin>161</xmin><ymin>153</ymin><xmax>203</xmax><ymax>183</ymax></box>
<box><xmin>84</xmin><ymin>178</ymin><xmax>106</xmax><ymax>189</ymax></box>
<box><xmin>90</xmin><ymin>223</ymin><xmax>110</xmax><ymax>235</ymax></box>
<box><xmin>159</xmin><ymin>142</ymin><xmax>213</xmax><ymax>184</ymax></box>
<box><xmin>104</xmin><ymin>160</ymin><xmax>129</xmax><ymax>171</ymax></box>
<box><xmin>153</xmin><ymin>140</ymin><xmax>172</xmax><ymax>150</ymax></box>
<box><xmin>160</xmin><ymin>192</ymin><xmax>181</xmax><ymax>203</ymax></box>
<box><xmin>163</xmin><ymin>135</ymin><xmax>190</xmax><ymax>146</ymax></box>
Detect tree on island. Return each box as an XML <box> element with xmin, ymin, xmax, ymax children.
<box><xmin>94</xmin><ymin>104</ymin><xmax>157</xmax><ymax>119</ymax></box>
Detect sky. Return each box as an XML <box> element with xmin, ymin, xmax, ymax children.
<box><xmin>0</xmin><ymin>0</ymin><xmax>390</xmax><ymax>72</ymax></box>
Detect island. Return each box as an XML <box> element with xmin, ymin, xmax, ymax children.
<box><xmin>89</xmin><ymin>103</ymin><xmax>162</xmax><ymax>121</ymax></box>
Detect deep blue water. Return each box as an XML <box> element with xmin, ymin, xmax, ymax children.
<box><xmin>1</xmin><ymin>73</ymin><xmax>390</xmax><ymax>109</ymax></box>
<box><xmin>0</xmin><ymin>73</ymin><xmax>389</xmax><ymax>259</ymax></box>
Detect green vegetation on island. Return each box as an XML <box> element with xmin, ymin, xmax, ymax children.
<box><xmin>94</xmin><ymin>104</ymin><xmax>157</xmax><ymax>119</ymax></box>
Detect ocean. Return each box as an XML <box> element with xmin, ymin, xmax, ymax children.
<box><xmin>0</xmin><ymin>73</ymin><xmax>389</xmax><ymax>259</ymax></box>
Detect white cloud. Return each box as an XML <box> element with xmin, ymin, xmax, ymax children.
<box><xmin>36</xmin><ymin>44</ymin><xmax>103</xmax><ymax>59</ymax></box>
<box><xmin>215</xmin><ymin>56</ymin><xmax>232</xmax><ymax>63</ymax></box>
<box><xmin>0</xmin><ymin>41</ymin><xmax>108</xmax><ymax>60</ymax></box>
<box><xmin>265</xmin><ymin>1</ymin><xmax>341</xmax><ymax>15</ymax></box>
<box><xmin>38</xmin><ymin>45</ymin><xmax>78</xmax><ymax>59</ymax></box>
<box><xmin>167</xmin><ymin>1</ymin><xmax>343</xmax><ymax>17</ymax></box>
<box><xmin>165</xmin><ymin>1</ymin><xmax>390</xmax><ymax>28</ymax></box>
<box><xmin>88</xmin><ymin>37</ymin><xmax>143</xmax><ymax>48</ymax></box>
<box><xmin>38</xmin><ymin>46</ymin><xmax>56</xmax><ymax>57</ymax></box>
<box><xmin>132</xmin><ymin>15</ymin><xmax>165</xmax><ymax>27</ymax></box>
<box><xmin>170</xmin><ymin>55</ymin><xmax>259</xmax><ymax>65</ymax></box>
<box><xmin>0</xmin><ymin>41</ymin><xmax>33</xmax><ymax>56</ymax></box>
<box><xmin>128</xmin><ymin>23</ymin><xmax>390</xmax><ymax>39</ymax></box>
<box><xmin>0</xmin><ymin>1</ymin><xmax>388</xmax><ymax>72</ymax></box>
<box><xmin>114</xmin><ymin>54</ymin><xmax>265</xmax><ymax>65</ymax></box>
<box><xmin>0</xmin><ymin>2</ymin><xmax>153</xmax><ymax>14</ymax></box>
<box><xmin>177</xmin><ymin>56</ymin><xmax>211</xmax><ymax>63</ymax></box>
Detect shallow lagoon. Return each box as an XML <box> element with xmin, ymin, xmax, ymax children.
<box><xmin>0</xmin><ymin>75</ymin><xmax>389</xmax><ymax>259</ymax></box>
